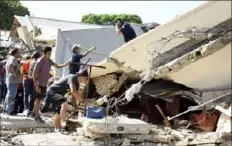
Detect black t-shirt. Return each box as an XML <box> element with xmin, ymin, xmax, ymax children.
<box><xmin>120</xmin><ymin>22</ymin><xmax>137</xmax><ymax>43</ymax></box>
<box><xmin>48</xmin><ymin>74</ymin><xmax>79</xmax><ymax>96</ymax></box>
<box><xmin>69</xmin><ymin>53</ymin><xmax>83</xmax><ymax>74</ymax></box>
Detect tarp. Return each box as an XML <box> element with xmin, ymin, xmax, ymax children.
<box><xmin>53</xmin><ymin>26</ymin><xmax>145</xmax><ymax>78</ymax></box>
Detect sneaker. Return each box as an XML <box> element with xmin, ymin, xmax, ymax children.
<box><xmin>27</xmin><ymin>112</ymin><xmax>35</xmax><ymax>117</ymax></box>
<box><xmin>60</xmin><ymin>126</ymin><xmax>70</xmax><ymax>135</ymax></box>
<box><xmin>34</xmin><ymin>116</ymin><xmax>45</xmax><ymax>124</ymax></box>
<box><xmin>22</xmin><ymin>110</ymin><xmax>28</xmax><ymax>116</ymax></box>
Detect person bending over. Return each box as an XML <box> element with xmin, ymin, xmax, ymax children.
<box><xmin>115</xmin><ymin>18</ymin><xmax>137</xmax><ymax>43</ymax></box>
<box><xmin>47</xmin><ymin>70</ymin><xmax>88</xmax><ymax>132</ymax></box>
<box><xmin>32</xmin><ymin>46</ymin><xmax>70</xmax><ymax>123</ymax></box>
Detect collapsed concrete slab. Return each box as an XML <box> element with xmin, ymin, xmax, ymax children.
<box><xmin>82</xmin><ymin>115</ymin><xmax>151</xmax><ymax>137</ymax></box>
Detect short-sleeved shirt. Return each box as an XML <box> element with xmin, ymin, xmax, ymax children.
<box><xmin>28</xmin><ymin>59</ymin><xmax>37</xmax><ymax>78</ymax></box>
<box><xmin>21</xmin><ymin>59</ymin><xmax>31</xmax><ymax>80</ymax></box>
<box><xmin>48</xmin><ymin>74</ymin><xmax>79</xmax><ymax>96</ymax></box>
<box><xmin>33</xmin><ymin>57</ymin><xmax>54</xmax><ymax>87</ymax></box>
<box><xmin>120</xmin><ymin>22</ymin><xmax>137</xmax><ymax>43</ymax></box>
<box><xmin>5</xmin><ymin>56</ymin><xmax>21</xmax><ymax>84</ymax></box>
<box><xmin>69</xmin><ymin>53</ymin><xmax>83</xmax><ymax>74</ymax></box>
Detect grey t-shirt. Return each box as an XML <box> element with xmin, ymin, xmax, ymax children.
<box><xmin>28</xmin><ymin>59</ymin><xmax>37</xmax><ymax>78</ymax></box>
<box><xmin>48</xmin><ymin>74</ymin><xmax>79</xmax><ymax>96</ymax></box>
<box><xmin>5</xmin><ymin>56</ymin><xmax>21</xmax><ymax>84</ymax></box>
<box><xmin>33</xmin><ymin>57</ymin><xmax>54</xmax><ymax>87</ymax></box>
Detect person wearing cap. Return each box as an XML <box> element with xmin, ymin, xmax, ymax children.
<box><xmin>46</xmin><ymin>69</ymin><xmax>88</xmax><ymax>132</ymax></box>
<box><xmin>115</xmin><ymin>18</ymin><xmax>137</xmax><ymax>43</ymax></box>
<box><xmin>26</xmin><ymin>51</ymin><xmax>41</xmax><ymax>116</ymax></box>
<box><xmin>69</xmin><ymin>44</ymin><xmax>96</xmax><ymax>74</ymax></box>
<box><xmin>20</xmin><ymin>55</ymin><xmax>32</xmax><ymax>115</ymax></box>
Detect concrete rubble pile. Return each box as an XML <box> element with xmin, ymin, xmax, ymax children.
<box><xmin>1</xmin><ymin>2</ymin><xmax>231</xmax><ymax>146</ymax></box>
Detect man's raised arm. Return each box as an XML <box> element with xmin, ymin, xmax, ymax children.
<box><xmin>51</xmin><ymin>60</ymin><xmax>70</xmax><ymax>69</ymax></box>
<box><xmin>82</xmin><ymin>47</ymin><xmax>96</xmax><ymax>57</ymax></box>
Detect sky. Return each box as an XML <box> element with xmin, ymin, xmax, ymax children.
<box><xmin>20</xmin><ymin>1</ymin><xmax>207</xmax><ymax>25</ymax></box>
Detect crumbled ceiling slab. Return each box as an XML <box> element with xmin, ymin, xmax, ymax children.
<box><xmin>91</xmin><ymin>1</ymin><xmax>231</xmax><ymax>78</ymax></box>
<box><xmin>161</xmin><ymin>42</ymin><xmax>231</xmax><ymax>91</ymax></box>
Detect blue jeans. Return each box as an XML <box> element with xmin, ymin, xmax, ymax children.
<box><xmin>23</xmin><ymin>79</ymin><xmax>33</xmax><ymax>110</ymax></box>
<box><xmin>4</xmin><ymin>83</ymin><xmax>18</xmax><ymax>114</ymax></box>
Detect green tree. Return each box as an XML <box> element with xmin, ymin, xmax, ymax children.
<box><xmin>0</xmin><ymin>0</ymin><xmax>30</xmax><ymax>30</ymax></box>
<box><xmin>81</xmin><ymin>14</ymin><xmax>142</xmax><ymax>25</ymax></box>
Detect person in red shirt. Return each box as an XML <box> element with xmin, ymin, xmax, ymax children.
<box><xmin>21</xmin><ymin>56</ymin><xmax>32</xmax><ymax>115</ymax></box>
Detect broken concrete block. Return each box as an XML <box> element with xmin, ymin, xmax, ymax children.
<box><xmin>76</xmin><ymin>127</ymin><xmax>106</xmax><ymax>140</ymax></box>
<box><xmin>171</xmin><ymin>130</ymin><xmax>186</xmax><ymax>141</ymax></box>
<box><xmin>124</xmin><ymin>134</ymin><xmax>172</xmax><ymax>143</ymax></box>
<box><xmin>189</xmin><ymin>132</ymin><xmax>226</xmax><ymax>145</ymax></box>
<box><xmin>216</xmin><ymin>106</ymin><xmax>231</xmax><ymax>134</ymax></box>
<box><xmin>175</xmin><ymin>138</ymin><xmax>189</xmax><ymax>146</ymax></box>
<box><xmin>121</xmin><ymin>138</ymin><xmax>131</xmax><ymax>146</ymax></box>
<box><xmin>82</xmin><ymin>115</ymin><xmax>151</xmax><ymax>135</ymax></box>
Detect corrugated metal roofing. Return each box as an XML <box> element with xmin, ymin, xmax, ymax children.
<box><xmin>14</xmin><ymin>15</ymin><xmax>107</xmax><ymax>31</ymax></box>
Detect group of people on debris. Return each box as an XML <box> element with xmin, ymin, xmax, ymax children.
<box><xmin>0</xmin><ymin>19</ymin><xmax>137</xmax><ymax>132</ymax></box>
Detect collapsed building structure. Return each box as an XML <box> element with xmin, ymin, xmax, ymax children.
<box><xmin>0</xmin><ymin>1</ymin><xmax>231</xmax><ymax>146</ymax></box>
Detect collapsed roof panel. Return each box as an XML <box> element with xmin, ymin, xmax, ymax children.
<box><xmin>91</xmin><ymin>1</ymin><xmax>231</xmax><ymax>78</ymax></box>
<box><xmin>9</xmin><ymin>15</ymin><xmax>108</xmax><ymax>37</ymax></box>
<box><xmin>164</xmin><ymin>43</ymin><xmax>231</xmax><ymax>91</ymax></box>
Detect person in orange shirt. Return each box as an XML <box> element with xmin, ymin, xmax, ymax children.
<box><xmin>21</xmin><ymin>56</ymin><xmax>32</xmax><ymax>115</ymax></box>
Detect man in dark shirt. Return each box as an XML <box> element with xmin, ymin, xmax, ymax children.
<box><xmin>115</xmin><ymin>18</ymin><xmax>137</xmax><ymax>43</ymax></box>
<box><xmin>69</xmin><ymin>44</ymin><xmax>96</xmax><ymax>74</ymax></box>
<box><xmin>47</xmin><ymin>70</ymin><xmax>88</xmax><ymax>132</ymax></box>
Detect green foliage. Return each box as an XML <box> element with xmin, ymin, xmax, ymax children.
<box><xmin>81</xmin><ymin>14</ymin><xmax>142</xmax><ymax>25</ymax></box>
<box><xmin>0</xmin><ymin>0</ymin><xmax>30</xmax><ymax>30</ymax></box>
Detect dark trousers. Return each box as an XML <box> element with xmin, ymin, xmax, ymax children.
<box><xmin>40</xmin><ymin>90</ymin><xmax>56</xmax><ymax>113</ymax></box>
<box><xmin>27</xmin><ymin>79</ymin><xmax>35</xmax><ymax>115</ymax></box>
<box><xmin>0</xmin><ymin>77</ymin><xmax>7</xmax><ymax>103</ymax></box>
<box><xmin>23</xmin><ymin>79</ymin><xmax>33</xmax><ymax>110</ymax></box>
<box><xmin>13</xmin><ymin>90</ymin><xmax>24</xmax><ymax>114</ymax></box>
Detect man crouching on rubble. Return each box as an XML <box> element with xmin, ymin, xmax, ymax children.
<box><xmin>47</xmin><ymin>70</ymin><xmax>88</xmax><ymax>132</ymax></box>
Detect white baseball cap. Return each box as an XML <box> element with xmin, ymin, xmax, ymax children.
<box><xmin>71</xmin><ymin>44</ymin><xmax>82</xmax><ymax>52</ymax></box>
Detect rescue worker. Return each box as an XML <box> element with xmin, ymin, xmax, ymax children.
<box><xmin>21</xmin><ymin>56</ymin><xmax>32</xmax><ymax>115</ymax></box>
<box><xmin>47</xmin><ymin>70</ymin><xmax>88</xmax><ymax>132</ymax></box>
<box><xmin>115</xmin><ymin>18</ymin><xmax>137</xmax><ymax>43</ymax></box>
<box><xmin>69</xmin><ymin>44</ymin><xmax>96</xmax><ymax>74</ymax></box>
